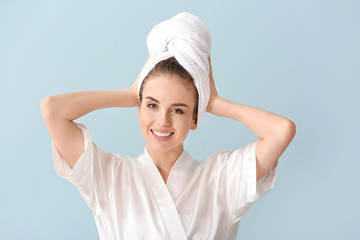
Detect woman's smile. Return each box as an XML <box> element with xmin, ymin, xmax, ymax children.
<box><xmin>151</xmin><ymin>129</ymin><xmax>174</xmax><ymax>141</ymax></box>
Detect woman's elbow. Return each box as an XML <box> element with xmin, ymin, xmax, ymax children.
<box><xmin>41</xmin><ymin>96</ymin><xmax>58</xmax><ymax>120</ymax></box>
<box><xmin>281</xmin><ymin>119</ymin><xmax>296</xmax><ymax>143</ymax></box>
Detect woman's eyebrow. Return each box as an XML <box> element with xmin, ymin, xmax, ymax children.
<box><xmin>145</xmin><ymin>96</ymin><xmax>189</xmax><ymax>108</ymax></box>
<box><xmin>171</xmin><ymin>103</ymin><xmax>189</xmax><ymax>108</ymax></box>
<box><xmin>145</xmin><ymin>96</ymin><xmax>159</xmax><ymax>103</ymax></box>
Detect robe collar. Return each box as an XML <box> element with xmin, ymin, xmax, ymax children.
<box><xmin>136</xmin><ymin>147</ymin><xmax>193</xmax><ymax>239</ymax></box>
<box><xmin>139</xmin><ymin>147</ymin><xmax>201</xmax><ymax>202</ymax></box>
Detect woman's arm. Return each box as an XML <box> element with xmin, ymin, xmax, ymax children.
<box><xmin>206</xmin><ymin>58</ymin><xmax>296</xmax><ymax>180</ymax></box>
<box><xmin>41</xmin><ymin>56</ymin><xmax>149</xmax><ymax>169</ymax></box>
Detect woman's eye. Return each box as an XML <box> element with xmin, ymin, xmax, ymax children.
<box><xmin>147</xmin><ymin>103</ymin><xmax>157</xmax><ymax>109</ymax></box>
<box><xmin>173</xmin><ymin>109</ymin><xmax>184</xmax><ymax>114</ymax></box>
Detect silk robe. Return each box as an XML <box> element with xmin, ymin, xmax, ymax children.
<box><xmin>52</xmin><ymin>123</ymin><xmax>278</xmax><ymax>240</ymax></box>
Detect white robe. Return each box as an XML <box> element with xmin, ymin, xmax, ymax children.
<box><xmin>52</xmin><ymin>123</ymin><xmax>278</xmax><ymax>240</ymax></box>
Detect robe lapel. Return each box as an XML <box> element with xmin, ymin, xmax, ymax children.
<box><xmin>137</xmin><ymin>149</ymin><xmax>188</xmax><ymax>240</ymax></box>
<box><xmin>166</xmin><ymin>150</ymin><xmax>201</xmax><ymax>202</ymax></box>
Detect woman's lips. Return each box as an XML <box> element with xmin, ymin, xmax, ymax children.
<box><xmin>151</xmin><ymin>129</ymin><xmax>174</xmax><ymax>141</ymax></box>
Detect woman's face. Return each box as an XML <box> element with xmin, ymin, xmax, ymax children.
<box><xmin>138</xmin><ymin>74</ymin><xmax>197</xmax><ymax>156</ymax></box>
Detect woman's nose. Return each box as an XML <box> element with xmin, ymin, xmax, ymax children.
<box><xmin>158</xmin><ymin>110</ymin><xmax>171</xmax><ymax>127</ymax></box>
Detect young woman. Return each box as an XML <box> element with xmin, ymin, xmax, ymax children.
<box><xmin>41</xmin><ymin>13</ymin><xmax>295</xmax><ymax>240</ymax></box>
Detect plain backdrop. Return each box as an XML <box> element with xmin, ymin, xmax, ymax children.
<box><xmin>1</xmin><ymin>0</ymin><xmax>359</xmax><ymax>239</ymax></box>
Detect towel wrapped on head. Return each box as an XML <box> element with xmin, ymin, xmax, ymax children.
<box><xmin>137</xmin><ymin>12</ymin><xmax>212</xmax><ymax>124</ymax></box>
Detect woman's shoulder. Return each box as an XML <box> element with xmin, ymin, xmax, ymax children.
<box><xmin>95</xmin><ymin>146</ymin><xmax>139</xmax><ymax>167</ymax></box>
<box><xmin>203</xmin><ymin>141</ymin><xmax>258</xmax><ymax>167</ymax></box>
<box><xmin>75</xmin><ymin>122</ymin><xmax>134</xmax><ymax>157</ymax></box>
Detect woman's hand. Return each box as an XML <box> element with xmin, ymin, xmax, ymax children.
<box><xmin>131</xmin><ymin>54</ymin><xmax>151</xmax><ymax>101</ymax></box>
<box><xmin>206</xmin><ymin>56</ymin><xmax>220</xmax><ymax>113</ymax></box>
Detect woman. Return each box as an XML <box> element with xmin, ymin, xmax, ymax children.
<box><xmin>41</xmin><ymin>13</ymin><xmax>295</xmax><ymax>240</ymax></box>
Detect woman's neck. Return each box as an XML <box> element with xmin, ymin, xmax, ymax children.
<box><xmin>146</xmin><ymin>145</ymin><xmax>184</xmax><ymax>183</ymax></box>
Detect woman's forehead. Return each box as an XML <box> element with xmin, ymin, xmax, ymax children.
<box><xmin>143</xmin><ymin>75</ymin><xmax>196</xmax><ymax>98</ymax></box>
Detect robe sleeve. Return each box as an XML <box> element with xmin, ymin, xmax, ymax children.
<box><xmin>51</xmin><ymin>122</ymin><xmax>113</xmax><ymax>214</ymax></box>
<box><xmin>214</xmin><ymin>140</ymin><xmax>278</xmax><ymax>223</ymax></box>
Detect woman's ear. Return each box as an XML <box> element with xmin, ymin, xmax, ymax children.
<box><xmin>137</xmin><ymin>97</ymin><xmax>141</xmax><ymax>107</ymax></box>
<box><xmin>137</xmin><ymin>98</ymin><xmax>141</xmax><ymax>118</ymax></box>
<box><xmin>190</xmin><ymin>119</ymin><xmax>197</xmax><ymax>130</ymax></box>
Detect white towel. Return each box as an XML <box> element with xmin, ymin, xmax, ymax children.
<box><xmin>138</xmin><ymin>12</ymin><xmax>212</xmax><ymax>124</ymax></box>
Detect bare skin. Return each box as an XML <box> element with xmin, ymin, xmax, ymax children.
<box><xmin>41</xmin><ymin>56</ymin><xmax>149</xmax><ymax>169</ymax></box>
<box><xmin>206</xmin><ymin>58</ymin><xmax>296</xmax><ymax>180</ymax></box>
<box><xmin>41</xmin><ymin>55</ymin><xmax>295</xmax><ymax>182</ymax></box>
<box><xmin>137</xmin><ymin>74</ymin><xmax>198</xmax><ymax>182</ymax></box>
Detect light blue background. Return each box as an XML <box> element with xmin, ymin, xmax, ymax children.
<box><xmin>1</xmin><ymin>0</ymin><xmax>359</xmax><ymax>239</ymax></box>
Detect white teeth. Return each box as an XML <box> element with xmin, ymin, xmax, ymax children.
<box><xmin>152</xmin><ymin>130</ymin><xmax>172</xmax><ymax>137</ymax></box>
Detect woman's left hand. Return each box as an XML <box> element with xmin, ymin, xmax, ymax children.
<box><xmin>206</xmin><ymin>56</ymin><xmax>220</xmax><ymax>113</ymax></box>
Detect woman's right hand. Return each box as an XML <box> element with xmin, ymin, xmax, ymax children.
<box><xmin>131</xmin><ymin>54</ymin><xmax>151</xmax><ymax>100</ymax></box>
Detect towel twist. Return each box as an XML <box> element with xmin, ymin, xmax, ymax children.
<box><xmin>138</xmin><ymin>12</ymin><xmax>212</xmax><ymax>124</ymax></box>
